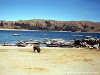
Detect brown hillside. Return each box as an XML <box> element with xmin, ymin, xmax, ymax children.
<box><xmin>0</xmin><ymin>19</ymin><xmax>100</xmax><ymax>32</ymax></box>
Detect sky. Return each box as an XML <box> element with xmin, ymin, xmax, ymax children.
<box><xmin>0</xmin><ymin>0</ymin><xmax>100</xmax><ymax>22</ymax></box>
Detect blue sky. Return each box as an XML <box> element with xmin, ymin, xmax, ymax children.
<box><xmin>0</xmin><ymin>0</ymin><xmax>100</xmax><ymax>22</ymax></box>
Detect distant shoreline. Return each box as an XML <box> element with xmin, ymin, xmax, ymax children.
<box><xmin>0</xmin><ymin>28</ymin><xmax>71</xmax><ymax>32</ymax></box>
<box><xmin>0</xmin><ymin>28</ymin><xmax>100</xmax><ymax>33</ymax></box>
<box><xmin>0</xmin><ymin>28</ymin><xmax>40</xmax><ymax>31</ymax></box>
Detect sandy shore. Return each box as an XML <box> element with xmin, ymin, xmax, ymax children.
<box><xmin>0</xmin><ymin>46</ymin><xmax>100</xmax><ymax>75</ymax></box>
<box><xmin>0</xmin><ymin>28</ymin><xmax>100</xmax><ymax>33</ymax></box>
<box><xmin>0</xmin><ymin>28</ymin><xmax>40</xmax><ymax>31</ymax></box>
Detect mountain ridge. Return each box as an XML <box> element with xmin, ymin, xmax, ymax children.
<box><xmin>0</xmin><ymin>19</ymin><xmax>100</xmax><ymax>32</ymax></box>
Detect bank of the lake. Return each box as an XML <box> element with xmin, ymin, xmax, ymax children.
<box><xmin>0</xmin><ymin>46</ymin><xmax>100</xmax><ymax>75</ymax></box>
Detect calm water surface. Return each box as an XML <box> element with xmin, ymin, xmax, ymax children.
<box><xmin>0</xmin><ymin>30</ymin><xmax>100</xmax><ymax>44</ymax></box>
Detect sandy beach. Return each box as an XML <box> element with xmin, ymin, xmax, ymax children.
<box><xmin>0</xmin><ymin>46</ymin><xmax>100</xmax><ymax>75</ymax></box>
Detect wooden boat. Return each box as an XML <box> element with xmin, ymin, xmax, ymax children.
<box><xmin>59</xmin><ymin>41</ymin><xmax>71</xmax><ymax>47</ymax></box>
<box><xmin>16</xmin><ymin>42</ymin><xmax>26</xmax><ymax>47</ymax></box>
<box><xmin>46</xmin><ymin>41</ymin><xmax>60</xmax><ymax>47</ymax></box>
<box><xmin>46</xmin><ymin>39</ymin><xmax>69</xmax><ymax>47</ymax></box>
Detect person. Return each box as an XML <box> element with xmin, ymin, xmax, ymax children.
<box><xmin>98</xmin><ymin>40</ymin><xmax>100</xmax><ymax>49</ymax></box>
<box><xmin>74</xmin><ymin>40</ymin><xmax>81</xmax><ymax>47</ymax></box>
<box><xmin>33</xmin><ymin>45</ymin><xmax>41</xmax><ymax>53</ymax></box>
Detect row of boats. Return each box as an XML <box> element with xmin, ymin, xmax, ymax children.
<box><xmin>15</xmin><ymin>36</ymin><xmax>100</xmax><ymax>49</ymax></box>
<box><xmin>15</xmin><ymin>38</ymin><xmax>74</xmax><ymax>47</ymax></box>
<box><xmin>2</xmin><ymin>34</ymin><xmax>100</xmax><ymax>49</ymax></box>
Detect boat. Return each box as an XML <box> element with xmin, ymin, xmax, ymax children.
<box><xmin>16</xmin><ymin>42</ymin><xmax>26</xmax><ymax>47</ymax></box>
<box><xmin>12</xmin><ymin>34</ymin><xmax>21</xmax><ymax>36</ymax></box>
<box><xmin>46</xmin><ymin>41</ymin><xmax>60</xmax><ymax>47</ymax></box>
<box><xmin>59</xmin><ymin>41</ymin><xmax>71</xmax><ymax>47</ymax></box>
<box><xmin>46</xmin><ymin>38</ymin><xmax>69</xmax><ymax>47</ymax></box>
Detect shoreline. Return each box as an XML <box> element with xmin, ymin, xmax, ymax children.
<box><xmin>0</xmin><ymin>45</ymin><xmax>100</xmax><ymax>75</ymax></box>
<box><xmin>0</xmin><ymin>45</ymin><xmax>82</xmax><ymax>49</ymax></box>
<box><xmin>0</xmin><ymin>28</ymin><xmax>100</xmax><ymax>33</ymax></box>
<box><xmin>0</xmin><ymin>28</ymin><xmax>40</xmax><ymax>31</ymax></box>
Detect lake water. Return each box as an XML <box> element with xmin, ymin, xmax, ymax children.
<box><xmin>0</xmin><ymin>30</ymin><xmax>100</xmax><ymax>44</ymax></box>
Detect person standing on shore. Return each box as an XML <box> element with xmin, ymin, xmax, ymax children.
<box><xmin>98</xmin><ymin>40</ymin><xmax>100</xmax><ymax>49</ymax></box>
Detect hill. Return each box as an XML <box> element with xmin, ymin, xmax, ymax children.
<box><xmin>0</xmin><ymin>19</ymin><xmax>100</xmax><ymax>32</ymax></box>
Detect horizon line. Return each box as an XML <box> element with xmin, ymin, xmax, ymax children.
<box><xmin>0</xmin><ymin>19</ymin><xmax>99</xmax><ymax>22</ymax></box>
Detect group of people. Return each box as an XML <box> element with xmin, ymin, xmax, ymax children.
<box><xmin>74</xmin><ymin>39</ymin><xmax>100</xmax><ymax>49</ymax></box>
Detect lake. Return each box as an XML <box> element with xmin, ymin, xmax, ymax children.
<box><xmin>0</xmin><ymin>30</ymin><xmax>100</xmax><ymax>44</ymax></box>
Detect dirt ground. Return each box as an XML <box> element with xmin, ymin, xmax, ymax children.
<box><xmin>0</xmin><ymin>46</ymin><xmax>100</xmax><ymax>75</ymax></box>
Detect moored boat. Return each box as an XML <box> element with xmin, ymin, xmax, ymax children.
<box><xmin>46</xmin><ymin>38</ymin><xmax>71</xmax><ymax>47</ymax></box>
<box><xmin>16</xmin><ymin>42</ymin><xmax>26</xmax><ymax>47</ymax></box>
<box><xmin>12</xmin><ymin>34</ymin><xmax>21</xmax><ymax>36</ymax></box>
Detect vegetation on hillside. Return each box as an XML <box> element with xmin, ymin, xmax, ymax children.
<box><xmin>0</xmin><ymin>19</ymin><xmax>100</xmax><ymax>32</ymax></box>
